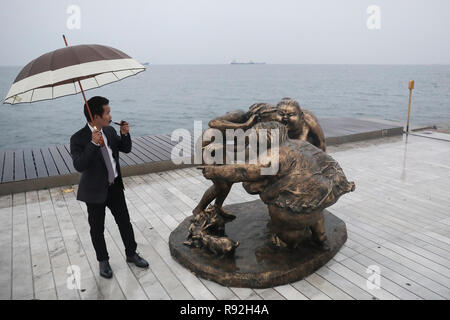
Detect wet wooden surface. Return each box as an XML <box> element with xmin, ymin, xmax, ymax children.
<box><xmin>0</xmin><ymin>132</ymin><xmax>448</xmax><ymax>300</ymax></box>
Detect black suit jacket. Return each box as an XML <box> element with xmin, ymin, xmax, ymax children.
<box><xmin>70</xmin><ymin>124</ymin><xmax>132</xmax><ymax>203</ymax></box>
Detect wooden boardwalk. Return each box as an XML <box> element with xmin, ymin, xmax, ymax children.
<box><xmin>0</xmin><ymin>117</ymin><xmax>402</xmax><ymax>195</ymax></box>
<box><xmin>0</xmin><ymin>132</ymin><xmax>448</xmax><ymax>300</ymax></box>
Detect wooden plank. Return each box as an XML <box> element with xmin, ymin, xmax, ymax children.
<box><xmin>154</xmin><ymin>134</ymin><xmax>193</xmax><ymax>160</ymax></box>
<box><xmin>305</xmin><ymin>273</ymin><xmax>353</xmax><ymax>300</ymax></box>
<box><xmin>133</xmin><ymin>137</ymin><xmax>169</xmax><ymax>161</ymax></box>
<box><xmin>118</xmin><ymin>154</ymin><xmax>131</xmax><ymax>166</ymax></box>
<box><xmin>57</xmin><ymin>145</ymin><xmax>76</xmax><ymax>173</ymax></box>
<box><xmin>139</xmin><ymin>136</ymin><xmax>173</xmax><ymax>157</ymax></box>
<box><xmin>336</xmin><ymin>200</ymin><xmax>448</xmax><ymax>264</ymax></box>
<box><xmin>32</xmin><ymin>149</ymin><xmax>48</xmax><ymax>178</ymax></box>
<box><xmin>131</xmin><ymin>145</ymin><xmax>157</xmax><ymax>162</ymax></box>
<box><xmin>291</xmin><ymin>280</ymin><xmax>331</xmax><ymax>300</ymax></box>
<box><xmin>229</xmin><ymin>287</ymin><xmax>260</xmax><ymax>300</ymax></box>
<box><xmin>361</xmin><ymin>249</ymin><xmax>450</xmax><ymax>299</ymax></box>
<box><xmin>352</xmin><ymin>253</ymin><xmax>445</xmax><ymax>300</ymax></box>
<box><xmin>23</xmin><ymin>149</ymin><xmax>37</xmax><ymax>179</ymax></box>
<box><xmin>11</xmin><ymin>193</ymin><xmax>33</xmax><ymax>299</ymax></box>
<box><xmin>48</xmin><ymin>146</ymin><xmax>70</xmax><ymax>176</ymax></box>
<box><xmin>155</xmin><ymin>134</ymin><xmax>189</xmax><ymax>148</ymax></box>
<box><xmin>2</xmin><ymin>151</ymin><xmax>14</xmax><ymax>183</ymax></box>
<box><xmin>119</xmin><ymin>153</ymin><xmax>134</xmax><ymax>166</ymax></box>
<box><xmin>49</xmin><ymin>187</ymin><xmax>104</xmax><ymax>300</ymax></box>
<box><xmin>326</xmin><ymin>261</ymin><xmax>399</xmax><ymax>300</ymax></box>
<box><xmin>36</xmin><ymin>189</ymin><xmax>80</xmax><ymax>300</ymax></box>
<box><xmin>138</xmin><ymin>137</ymin><xmax>171</xmax><ymax>160</ymax></box>
<box><xmin>40</xmin><ymin>148</ymin><xmax>59</xmax><ymax>176</ymax></box>
<box><xmin>25</xmin><ymin>190</ymin><xmax>56</xmax><ymax>298</ymax></box>
<box><xmin>0</xmin><ymin>195</ymin><xmax>13</xmax><ymax>299</ymax></box>
<box><xmin>129</xmin><ymin>139</ymin><xmax>161</xmax><ymax>162</ymax></box>
<box><xmin>147</xmin><ymin>174</ymin><xmax>191</xmax><ymax>213</ymax></box>
<box><xmin>400</xmin><ymin>234</ymin><xmax>450</xmax><ymax>261</ymax></box>
<box><xmin>371</xmin><ymin>246</ymin><xmax>450</xmax><ymax>288</ymax></box>
<box><xmin>405</xmin><ymin>232</ymin><xmax>450</xmax><ymax>256</ymax></box>
<box><xmin>334</xmin><ymin>218</ymin><xmax>450</xmax><ymax>296</ymax></box>
<box><xmin>125</xmin><ymin>176</ymin><xmax>183</xmax><ymax>235</ymax></box>
<box><xmin>154</xmin><ymin>134</ymin><xmax>176</xmax><ymax>146</ymax></box>
<box><xmin>125</xmin><ymin>149</ymin><xmax>145</xmax><ymax>165</ymax></box>
<box><xmin>273</xmin><ymin>284</ymin><xmax>308</xmax><ymax>300</ymax></box>
<box><xmin>142</xmin><ymin>136</ymin><xmax>174</xmax><ymax>154</ymax></box>
<box><xmin>380</xmin><ymin>242</ymin><xmax>450</xmax><ymax>276</ymax></box>
<box><xmin>254</xmin><ymin>288</ymin><xmax>285</xmax><ymax>300</ymax></box>
<box><xmin>198</xmin><ymin>278</ymin><xmax>237</xmax><ymax>300</ymax></box>
<box><xmin>314</xmin><ymin>266</ymin><xmax>375</xmax><ymax>300</ymax></box>
<box><xmin>158</xmin><ymin>132</ymin><xmax>195</xmax><ymax>150</ymax></box>
<box><xmin>13</xmin><ymin>150</ymin><xmax>25</xmax><ymax>182</ymax></box>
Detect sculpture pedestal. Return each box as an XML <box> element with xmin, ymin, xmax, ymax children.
<box><xmin>169</xmin><ymin>199</ymin><xmax>347</xmax><ymax>288</ymax></box>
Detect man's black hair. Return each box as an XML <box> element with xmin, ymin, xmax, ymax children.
<box><xmin>84</xmin><ymin>96</ymin><xmax>109</xmax><ymax>122</ymax></box>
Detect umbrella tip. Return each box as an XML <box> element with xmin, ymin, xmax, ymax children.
<box><xmin>62</xmin><ymin>35</ymin><xmax>68</xmax><ymax>47</ymax></box>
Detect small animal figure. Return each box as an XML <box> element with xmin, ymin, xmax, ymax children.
<box><xmin>193</xmin><ymin>233</ymin><xmax>240</xmax><ymax>256</ymax></box>
<box><xmin>204</xmin><ymin>205</ymin><xmax>226</xmax><ymax>234</ymax></box>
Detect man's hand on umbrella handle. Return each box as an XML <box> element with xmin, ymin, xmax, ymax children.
<box><xmin>92</xmin><ymin>130</ymin><xmax>102</xmax><ymax>145</ymax></box>
<box><xmin>120</xmin><ymin>120</ymin><xmax>130</xmax><ymax>135</ymax></box>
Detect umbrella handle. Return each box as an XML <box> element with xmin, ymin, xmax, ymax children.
<box><xmin>62</xmin><ymin>34</ymin><xmax>95</xmax><ymax>127</ymax></box>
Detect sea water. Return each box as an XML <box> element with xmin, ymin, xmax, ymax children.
<box><xmin>0</xmin><ymin>64</ymin><xmax>449</xmax><ymax>151</ymax></box>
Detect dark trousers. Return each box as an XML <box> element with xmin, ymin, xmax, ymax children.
<box><xmin>86</xmin><ymin>178</ymin><xmax>137</xmax><ymax>261</ymax></box>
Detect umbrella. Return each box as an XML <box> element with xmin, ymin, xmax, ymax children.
<box><xmin>3</xmin><ymin>35</ymin><xmax>146</xmax><ymax>126</ymax></box>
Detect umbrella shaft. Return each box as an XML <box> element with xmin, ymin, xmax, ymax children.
<box><xmin>62</xmin><ymin>34</ymin><xmax>94</xmax><ymax>124</ymax></box>
<box><xmin>78</xmin><ymin>80</ymin><xmax>94</xmax><ymax>123</ymax></box>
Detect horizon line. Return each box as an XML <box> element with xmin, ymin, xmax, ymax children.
<box><xmin>1</xmin><ymin>63</ymin><xmax>450</xmax><ymax>68</ymax></box>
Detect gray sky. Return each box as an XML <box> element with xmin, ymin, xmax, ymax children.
<box><xmin>0</xmin><ymin>0</ymin><xmax>449</xmax><ymax>65</ymax></box>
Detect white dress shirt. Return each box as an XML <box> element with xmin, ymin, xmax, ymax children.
<box><xmin>88</xmin><ymin>123</ymin><xmax>118</xmax><ymax>178</ymax></box>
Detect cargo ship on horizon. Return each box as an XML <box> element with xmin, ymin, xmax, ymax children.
<box><xmin>230</xmin><ymin>60</ymin><xmax>266</xmax><ymax>65</ymax></box>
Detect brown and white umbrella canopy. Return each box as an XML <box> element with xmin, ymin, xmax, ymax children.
<box><xmin>4</xmin><ymin>44</ymin><xmax>145</xmax><ymax>104</ymax></box>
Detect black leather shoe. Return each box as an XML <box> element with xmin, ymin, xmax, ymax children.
<box><xmin>99</xmin><ymin>260</ymin><xmax>113</xmax><ymax>279</ymax></box>
<box><xmin>126</xmin><ymin>252</ymin><xmax>149</xmax><ymax>268</ymax></box>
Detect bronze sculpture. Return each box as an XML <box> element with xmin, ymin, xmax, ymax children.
<box><xmin>169</xmin><ymin>99</ymin><xmax>354</xmax><ymax>288</ymax></box>
<box><xmin>192</xmin><ymin>98</ymin><xmax>327</xmax><ymax>220</ymax></box>
<box><xmin>198</xmin><ymin>121</ymin><xmax>354</xmax><ymax>252</ymax></box>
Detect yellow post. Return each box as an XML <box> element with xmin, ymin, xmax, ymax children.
<box><xmin>406</xmin><ymin>80</ymin><xmax>414</xmax><ymax>133</ymax></box>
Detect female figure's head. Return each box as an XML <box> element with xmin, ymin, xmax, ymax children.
<box><xmin>276</xmin><ymin>98</ymin><xmax>305</xmax><ymax>131</ymax></box>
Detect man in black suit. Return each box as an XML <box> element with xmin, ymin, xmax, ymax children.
<box><xmin>70</xmin><ymin>96</ymin><xmax>149</xmax><ymax>278</ymax></box>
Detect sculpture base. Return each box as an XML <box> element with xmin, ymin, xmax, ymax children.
<box><xmin>169</xmin><ymin>199</ymin><xmax>347</xmax><ymax>288</ymax></box>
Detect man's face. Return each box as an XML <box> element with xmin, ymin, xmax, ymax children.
<box><xmin>94</xmin><ymin>105</ymin><xmax>112</xmax><ymax>127</ymax></box>
<box><xmin>277</xmin><ymin>105</ymin><xmax>303</xmax><ymax>129</ymax></box>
